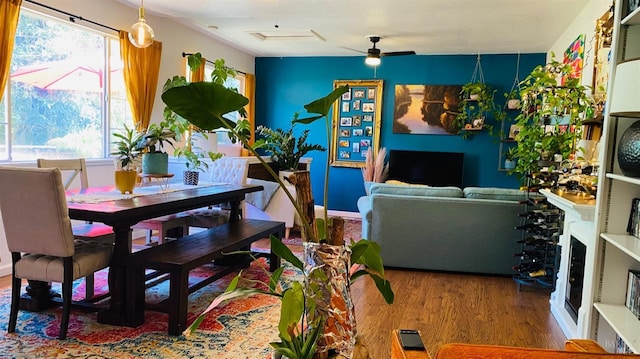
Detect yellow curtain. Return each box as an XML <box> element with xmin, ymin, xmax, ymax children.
<box><xmin>189</xmin><ymin>56</ymin><xmax>205</xmax><ymax>82</ymax></box>
<box><xmin>119</xmin><ymin>30</ymin><xmax>162</xmax><ymax>131</ymax></box>
<box><xmin>0</xmin><ymin>0</ymin><xmax>22</xmax><ymax>101</ymax></box>
<box><xmin>245</xmin><ymin>73</ymin><xmax>256</xmax><ymax>145</ymax></box>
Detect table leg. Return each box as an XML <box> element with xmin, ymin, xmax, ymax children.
<box><xmin>19</xmin><ymin>280</ymin><xmax>59</xmax><ymax>312</ymax></box>
<box><xmin>97</xmin><ymin>225</ymin><xmax>144</xmax><ymax>327</ymax></box>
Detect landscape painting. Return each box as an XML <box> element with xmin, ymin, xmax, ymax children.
<box><xmin>393</xmin><ymin>84</ymin><xmax>462</xmax><ymax>135</ymax></box>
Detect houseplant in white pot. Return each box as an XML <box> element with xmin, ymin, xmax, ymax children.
<box><xmin>255</xmin><ymin>114</ymin><xmax>326</xmax><ymax>181</ymax></box>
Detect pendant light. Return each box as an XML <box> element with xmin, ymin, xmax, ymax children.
<box><xmin>128</xmin><ymin>0</ymin><xmax>154</xmax><ymax>48</ymax></box>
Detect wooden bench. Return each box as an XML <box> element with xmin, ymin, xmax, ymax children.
<box><xmin>127</xmin><ymin>218</ymin><xmax>285</xmax><ymax>335</ymax></box>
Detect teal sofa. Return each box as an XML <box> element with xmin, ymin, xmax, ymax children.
<box><xmin>357</xmin><ymin>183</ymin><xmax>529</xmax><ymax>275</ymax></box>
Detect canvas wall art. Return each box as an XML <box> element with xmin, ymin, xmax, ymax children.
<box><xmin>393</xmin><ymin>84</ymin><xmax>462</xmax><ymax>135</ymax></box>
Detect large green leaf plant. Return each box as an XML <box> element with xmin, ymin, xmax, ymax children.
<box><xmin>509</xmin><ymin>56</ymin><xmax>595</xmax><ymax>187</ymax></box>
<box><xmin>161</xmin><ymin>57</ymin><xmax>393</xmax><ymax>358</ymax></box>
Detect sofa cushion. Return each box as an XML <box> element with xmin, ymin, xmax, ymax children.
<box><xmin>370</xmin><ymin>182</ymin><xmax>463</xmax><ymax>198</ymax></box>
<box><xmin>463</xmin><ymin>187</ymin><xmax>528</xmax><ymax>201</ymax></box>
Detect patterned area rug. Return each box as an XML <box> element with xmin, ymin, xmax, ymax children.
<box><xmin>0</xmin><ymin>219</ymin><xmax>362</xmax><ymax>359</ymax></box>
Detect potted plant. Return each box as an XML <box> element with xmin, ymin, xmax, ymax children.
<box><xmin>361</xmin><ymin>146</ymin><xmax>389</xmax><ymax>195</ymax></box>
<box><xmin>111</xmin><ymin>124</ymin><xmax>143</xmax><ymax>194</ymax></box>
<box><xmin>137</xmin><ymin>122</ymin><xmax>177</xmax><ymax>175</ymax></box>
<box><xmin>174</xmin><ymin>133</ymin><xmax>223</xmax><ymax>185</ymax></box>
<box><xmin>255</xmin><ymin>114</ymin><xmax>325</xmax><ymax>180</ymax></box>
<box><xmin>454</xmin><ymin>82</ymin><xmax>503</xmax><ymax>138</ymax></box>
<box><xmin>504</xmin><ymin>147</ymin><xmax>517</xmax><ymax>171</ymax></box>
<box><xmin>509</xmin><ymin>57</ymin><xmax>595</xmax><ymax>187</ymax></box>
<box><xmin>505</xmin><ymin>89</ymin><xmax>522</xmax><ymax>110</ymax></box>
<box><xmin>161</xmin><ymin>75</ymin><xmax>393</xmax><ymax>358</ymax></box>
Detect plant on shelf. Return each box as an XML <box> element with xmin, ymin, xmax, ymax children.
<box><xmin>509</xmin><ymin>56</ymin><xmax>595</xmax><ymax>188</ymax></box>
<box><xmin>111</xmin><ymin>124</ymin><xmax>143</xmax><ymax>194</ymax></box>
<box><xmin>255</xmin><ymin>114</ymin><xmax>326</xmax><ymax>173</ymax></box>
<box><xmin>454</xmin><ymin>82</ymin><xmax>505</xmax><ymax>138</ymax></box>
<box><xmin>504</xmin><ymin>89</ymin><xmax>522</xmax><ymax>110</ymax></box>
<box><xmin>504</xmin><ymin>147</ymin><xmax>517</xmax><ymax>171</ymax></box>
<box><xmin>161</xmin><ymin>74</ymin><xmax>393</xmax><ymax>358</ymax></box>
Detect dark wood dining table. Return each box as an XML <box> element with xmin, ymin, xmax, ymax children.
<box><xmin>57</xmin><ymin>183</ymin><xmax>262</xmax><ymax>327</ymax></box>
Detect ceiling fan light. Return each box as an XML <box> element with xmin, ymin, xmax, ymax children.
<box><xmin>365</xmin><ymin>55</ymin><xmax>381</xmax><ymax>66</ymax></box>
<box><xmin>129</xmin><ymin>4</ymin><xmax>154</xmax><ymax>48</ymax></box>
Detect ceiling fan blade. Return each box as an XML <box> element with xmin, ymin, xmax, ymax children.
<box><xmin>381</xmin><ymin>51</ymin><xmax>416</xmax><ymax>57</ymax></box>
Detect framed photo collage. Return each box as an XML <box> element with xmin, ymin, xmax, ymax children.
<box><xmin>331</xmin><ymin>79</ymin><xmax>383</xmax><ymax>168</ymax></box>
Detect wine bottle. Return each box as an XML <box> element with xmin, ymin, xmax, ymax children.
<box><xmin>513</xmin><ymin>263</ymin><xmax>542</xmax><ymax>272</ymax></box>
<box><xmin>528</xmin><ymin>268</ymin><xmax>554</xmax><ymax>278</ymax></box>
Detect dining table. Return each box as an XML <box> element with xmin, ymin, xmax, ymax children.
<box><xmin>21</xmin><ymin>182</ymin><xmax>263</xmax><ymax>327</ymax></box>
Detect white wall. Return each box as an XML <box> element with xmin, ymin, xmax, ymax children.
<box><xmin>548</xmin><ymin>0</ymin><xmax>613</xmax><ymax>89</ymax></box>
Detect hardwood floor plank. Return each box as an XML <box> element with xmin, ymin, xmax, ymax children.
<box><xmin>351</xmin><ymin>268</ymin><xmax>567</xmax><ymax>358</ymax></box>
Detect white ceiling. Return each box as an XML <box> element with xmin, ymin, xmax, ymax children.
<box><xmin>118</xmin><ymin>0</ymin><xmax>590</xmax><ymax>57</ymax></box>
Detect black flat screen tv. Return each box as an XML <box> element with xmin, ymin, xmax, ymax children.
<box><xmin>388</xmin><ymin>150</ymin><xmax>464</xmax><ymax>187</ymax></box>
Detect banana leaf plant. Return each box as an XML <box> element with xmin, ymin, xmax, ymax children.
<box><xmin>162</xmin><ymin>70</ymin><xmax>393</xmax><ymax>358</ymax></box>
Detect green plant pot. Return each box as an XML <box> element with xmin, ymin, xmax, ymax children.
<box><xmin>142</xmin><ymin>152</ymin><xmax>169</xmax><ymax>175</ymax></box>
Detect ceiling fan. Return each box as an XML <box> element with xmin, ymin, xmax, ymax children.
<box><xmin>364</xmin><ymin>35</ymin><xmax>416</xmax><ymax>66</ymax></box>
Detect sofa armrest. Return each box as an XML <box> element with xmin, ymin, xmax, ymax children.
<box><xmin>357</xmin><ymin>196</ymin><xmax>372</xmax><ymax>240</ymax></box>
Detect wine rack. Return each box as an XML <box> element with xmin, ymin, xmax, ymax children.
<box><xmin>513</xmin><ymin>192</ymin><xmax>563</xmax><ymax>290</ymax></box>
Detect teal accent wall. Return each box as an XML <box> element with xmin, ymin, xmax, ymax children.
<box><xmin>255</xmin><ymin>53</ymin><xmax>546</xmax><ymax>212</ymax></box>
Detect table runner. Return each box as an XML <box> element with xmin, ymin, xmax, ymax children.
<box><xmin>66</xmin><ymin>182</ymin><xmax>229</xmax><ymax>204</ymax></box>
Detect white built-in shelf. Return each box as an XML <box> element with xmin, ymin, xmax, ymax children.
<box><xmin>607</xmin><ymin>173</ymin><xmax>640</xmax><ymax>186</ymax></box>
<box><xmin>601</xmin><ymin>233</ymin><xmax>640</xmax><ymax>262</ymax></box>
<box><xmin>622</xmin><ymin>6</ymin><xmax>640</xmax><ymax>25</ymax></box>
<box><xmin>593</xmin><ymin>303</ymin><xmax>640</xmax><ymax>353</ymax></box>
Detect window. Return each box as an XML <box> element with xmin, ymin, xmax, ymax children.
<box><xmin>0</xmin><ymin>8</ymin><xmax>132</xmax><ymax>162</ymax></box>
<box><xmin>187</xmin><ymin>60</ymin><xmax>246</xmax><ymax>155</ymax></box>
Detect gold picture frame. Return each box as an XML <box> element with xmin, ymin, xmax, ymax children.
<box><xmin>331</xmin><ymin>79</ymin><xmax>383</xmax><ymax>168</ymax></box>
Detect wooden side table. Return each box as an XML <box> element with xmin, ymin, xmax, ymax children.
<box><xmin>391</xmin><ymin>330</ymin><xmax>430</xmax><ymax>359</ymax></box>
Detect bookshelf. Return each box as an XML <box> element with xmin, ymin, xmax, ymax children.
<box><xmin>591</xmin><ymin>0</ymin><xmax>640</xmax><ymax>353</ymax></box>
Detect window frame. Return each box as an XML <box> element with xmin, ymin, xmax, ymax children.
<box><xmin>0</xmin><ymin>6</ymin><xmax>129</xmax><ymax>163</ymax></box>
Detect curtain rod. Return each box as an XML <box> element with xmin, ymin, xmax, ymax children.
<box><xmin>182</xmin><ymin>52</ymin><xmax>247</xmax><ymax>75</ymax></box>
<box><xmin>24</xmin><ymin>0</ymin><xmax>119</xmax><ymax>33</ymax></box>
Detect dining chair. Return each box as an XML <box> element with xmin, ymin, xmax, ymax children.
<box><xmin>0</xmin><ymin>167</ymin><xmax>113</xmax><ymax>340</ymax></box>
<box><xmin>188</xmin><ymin>157</ymin><xmax>250</xmax><ymax>228</ymax></box>
<box><xmin>132</xmin><ymin>157</ymin><xmax>250</xmax><ymax>244</ymax></box>
<box><xmin>36</xmin><ymin>158</ymin><xmax>115</xmax><ymax>298</ymax></box>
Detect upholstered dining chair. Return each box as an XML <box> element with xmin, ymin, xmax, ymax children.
<box><xmin>0</xmin><ymin>167</ymin><xmax>113</xmax><ymax>340</ymax></box>
<box><xmin>37</xmin><ymin>158</ymin><xmax>115</xmax><ymax>298</ymax></box>
<box><xmin>188</xmin><ymin>157</ymin><xmax>250</xmax><ymax>228</ymax></box>
<box><xmin>132</xmin><ymin>157</ymin><xmax>250</xmax><ymax>244</ymax></box>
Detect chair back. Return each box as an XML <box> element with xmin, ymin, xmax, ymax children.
<box><xmin>0</xmin><ymin>167</ymin><xmax>75</xmax><ymax>257</ymax></box>
<box><xmin>37</xmin><ymin>158</ymin><xmax>89</xmax><ymax>190</ymax></box>
<box><xmin>208</xmin><ymin>158</ymin><xmax>249</xmax><ymax>185</ymax></box>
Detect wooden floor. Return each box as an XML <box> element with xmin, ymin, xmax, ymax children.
<box><xmin>351</xmin><ymin>268</ymin><xmax>567</xmax><ymax>358</ymax></box>
<box><xmin>0</xmin><ymin>265</ymin><xmax>567</xmax><ymax>358</ymax></box>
